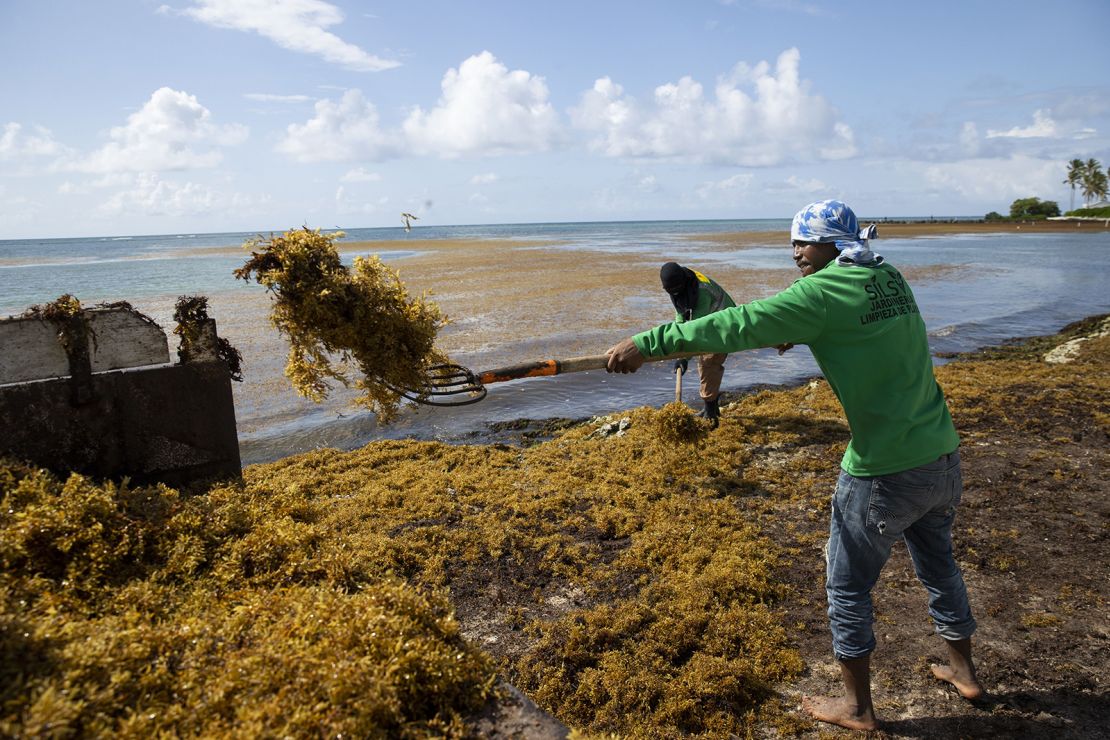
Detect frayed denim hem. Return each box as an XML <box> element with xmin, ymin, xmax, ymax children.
<box><xmin>935</xmin><ymin>617</ymin><xmax>977</xmax><ymax>642</ymax></box>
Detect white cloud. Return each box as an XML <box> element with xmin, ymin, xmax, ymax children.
<box><xmin>0</xmin><ymin>190</ymin><xmax>43</xmax><ymax>229</ymax></box>
<box><xmin>695</xmin><ymin>173</ymin><xmax>755</xmax><ymax>200</ymax></box>
<box><xmin>782</xmin><ymin>174</ymin><xmax>828</xmax><ymax>192</ymax></box>
<box><xmin>569</xmin><ymin>77</ymin><xmax>634</xmax><ymax>154</ymax></box>
<box><xmin>0</xmin><ymin>122</ymin><xmax>66</xmax><ymax>161</ymax></box>
<box><xmin>334</xmin><ymin>186</ymin><xmax>389</xmax><ymax>215</ymax></box>
<box><xmin>470</xmin><ymin>172</ymin><xmax>498</xmax><ymax>185</ymax></box>
<box><xmin>181</xmin><ymin>0</ymin><xmax>399</xmax><ymax>71</ymax></box>
<box><xmin>97</xmin><ymin>172</ymin><xmax>264</xmax><ymax>217</ymax></box>
<box><xmin>1051</xmin><ymin>91</ymin><xmax>1110</xmax><ymax>123</ymax></box>
<box><xmin>923</xmin><ymin>155</ymin><xmax>1064</xmax><ymax>201</ymax></box>
<box><xmin>91</xmin><ymin>173</ymin><xmax>135</xmax><ymax>189</ymax></box>
<box><xmin>340</xmin><ymin>167</ymin><xmax>381</xmax><ymax>182</ymax></box>
<box><xmin>403</xmin><ymin>51</ymin><xmax>561</xmax><ymax>157</ymax></box>
<box><xmin>99</xmin><ymin>173</ymin><xmax>215</xmax><ymax>216</ymax></box>
<box><xmin>244</xmin><ymin>93</ymin><xmax>313</xmax><ymax>103</ymax></box>
<box><xmin>57</xmin><ymin>180</ymin><xmax>89</xmax><ymax>195</ymax></box>
<box><xmin>571</xmin><ymin>48</ymin><xmax>855</xmax><ymax>166</ymax></box>
<box><xmin>277</xmin><ymin>89</ymin><xmax>397</xmax><ymax>162</ymax></box>
<box><xmin>986</xmin><ymin>109</ymin><xmax>1058</xmax><ymax>139</ymax></box>
<box><xmin>959</xmin><ymin>122</ymin><xmax>980</xmax><ymax>155</ymax></box>
<box><xmin>948</xmin><ymin>107</ymin><xmax>1102</xmax><ymax>162</ymax></box>
<box><xmin>77</xmin><ymin>87</ymin><xmax>247</xmax><ymax>174</ymax></box>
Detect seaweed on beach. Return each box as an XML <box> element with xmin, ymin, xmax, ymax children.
<box><xmin>22</xmin><ymin>294</ymin><xmax>88</xmax><ymax>357</ymax></box>
<box><xmin>0</xmin><ymin>396</ymin><xmax>812</xmax><ymax>737</ymax></box>
<box><xmin>23</xmin><ymin>293</ymin><xmax>82</xmax><ymax>322</ymax></box>
<box><xmin>653</xmin><ymin>401</ymin><xmax>712</xmax><ymax>445</ymax></box>
<box><xmin>172</xmin><ymin>295</ymin><xmax>244</xmax><ymax>381</ymax></box>
<box><xmin>233</xmin><ymin>227</ymin><xmax>449</xmax><ymax>422</ymax></box>
<box><xmin>4</xmin><ymin>317</ymin><xmax>1106</xmax><ymax>738</ymax></box>
<box><xmin>0</xmin><ymin>459</ymin><xmax>495</xmax><ymax>737</ymax></box>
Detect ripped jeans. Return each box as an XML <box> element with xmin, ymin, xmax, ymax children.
<box><xmin>825</xmin><ymin>450</ymin><xmax>976</xmax><ymax>660</ymax></box>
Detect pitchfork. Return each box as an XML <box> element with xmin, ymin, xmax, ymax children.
<box><xmin>400</xmin><ymin>352</ymin><xmax>701</xmax><ymax>406</ymax></box>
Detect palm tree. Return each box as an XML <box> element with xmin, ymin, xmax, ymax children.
<box><xmin>1063</xmin><ymin>158</ymin><xmax>1084</xmax><ymax>211</ymax></box>
<box><xmin>1080</xmin><ymin>158</ymin><xmax>1105</xmax><ymax>207</ymax></box>
<box><xmin>1087</xmin><ymin>168</ymin><xmax>1108</xmax><ymax>206</ymax></box>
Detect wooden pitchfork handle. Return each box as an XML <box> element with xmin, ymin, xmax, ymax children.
<box><xmin>407</xmin><ymin>351</ymin><xmax>705</xmax><ymax>407</ymax></box>
<box><xmin>475</xmin><ymin>351</ymin><xmax>701</xmax><ymax>385</ymax></box>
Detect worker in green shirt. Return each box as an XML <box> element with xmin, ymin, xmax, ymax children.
<box><xmin>659</xmin><ymin>262</ymin><xmax>735</xmax><ymax>427</ymax></box>
<box><xmin>606</xmin><ymin>200</ymin><xmax>982</xmax><ymax>732</ymax></box>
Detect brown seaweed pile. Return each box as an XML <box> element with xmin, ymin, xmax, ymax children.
<box><xmin>22</xmin><ymin>294</ymin><xmax>82</xmax><ymax>322</ymax></box>
<box><xmin>0</xmin><ymin>461</ymin><xmax>495</xmax><ymax>737</ymax></box>
<box><xmin>234</xmin><ymin>227</ymin><xmax>449</xmax><ymax>422</ymax></box>
<box><xmin>3</xmin><ymin>317</ymin><xmax>1106</xmax><ymax>738</ymax></box>
<box><xmin>0</xmin><ymin>400</ymin><xmax>810</xmax><ymax>737</ymax></box>
<box><xmin>652</xmin><ymin>401</ymin><xmax>712</xmax><ymax>445</ymax></box>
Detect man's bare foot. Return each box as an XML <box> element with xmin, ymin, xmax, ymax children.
<box><xmin>931</xmin><ymin>663</ymin><xmax>985</xmax><ymax>700</ymax></box>
<box><xmin>801</xmin><ymin>695</ymin><xmax>879</xmax><ymax>731</ymax></box>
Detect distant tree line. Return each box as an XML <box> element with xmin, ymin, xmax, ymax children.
<box><xmin>985</xmin><ymin>157</ymin><xmax>1109</xmax><ymax>221</ymax></box>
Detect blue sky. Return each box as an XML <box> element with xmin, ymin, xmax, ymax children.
<box><xmin>2</xmin><ymin>0</ymin><xmax>1108</xmax><ymax>238</ymax></box>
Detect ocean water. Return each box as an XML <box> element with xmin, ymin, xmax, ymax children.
<box><xmin>2</xmin><ymin>220</ymin><xmax>1108</xmax><ymax>465</ymax></box>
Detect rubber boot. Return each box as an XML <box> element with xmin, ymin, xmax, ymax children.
<box><xmin>700</xmin><ymin>397</ymin><xmax>720</xmax><ymax>429</ymax></box>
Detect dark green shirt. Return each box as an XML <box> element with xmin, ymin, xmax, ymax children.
<box><xmin>674</xmin><ymin>271</ymin><xmax>736</xmax><ymax>323</ymax></box>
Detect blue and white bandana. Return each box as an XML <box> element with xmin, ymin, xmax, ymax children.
<box><xmin>791</xmin><ymin>199</ymin><xmax>880</xmax><ymax>265</ymax></box>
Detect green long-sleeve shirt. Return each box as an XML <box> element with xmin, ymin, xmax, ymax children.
<box><xmin>633</xmin><ymin>260</ymin><xmax>959</xmax><ymax>476</ymax></box>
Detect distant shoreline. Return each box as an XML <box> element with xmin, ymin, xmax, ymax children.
<box><xmin>860</xmin><ymin>218</ymin><xmax>1110</xmax><ymax>236</ymax></box>
<box><xmin>7</xmin><ymin>216</ymin><xmax>1107</xmax><ymax>246</ymax></box>
<box><xmin>164</xmin><ymin>218</ymin><xmax>1109</xmax><ymax>259</ymax></box>
<box><xmin>678</xmin><ymin>217</ymin><xmax>1109</xmax><ymax>248</ymax></box>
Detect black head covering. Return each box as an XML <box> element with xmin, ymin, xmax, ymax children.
<box><xmin>660</xmin><ymin>262</ymin><xmax>699</xmax><ymax>320</ymax></box>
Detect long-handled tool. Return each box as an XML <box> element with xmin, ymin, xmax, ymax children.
<box><xmin>674</xmin><ymin>360</ymin><xmax>684</xmax><ymax>404</ymax></box>
<box><xmin>402</xmin><ymin>351</ymin><xmax>700</xmax><ymax>407</ymax></box>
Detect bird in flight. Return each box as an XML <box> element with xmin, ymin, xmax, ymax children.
<box><xmin>401</xmin><ymin>212</ymin><xmax>419</xmax><ymax>232</ymax></box>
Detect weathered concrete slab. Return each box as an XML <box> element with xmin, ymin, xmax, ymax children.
<box><xmin>0</xmin><ymin>359</ymin><xmax>240</xmax><ymax>487</ymax></box>
<box><xmin>1</xmin><ymin>306</ymin><xmax>238</xmax><ymax>488</ymax></box>
<box><xmin>0</xmin><ymin>308</ymin><xmax>169</xmax><ymax>385</ymax></box>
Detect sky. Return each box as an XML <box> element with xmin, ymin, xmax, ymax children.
<box><xmin>2</xmin><ymin>0</ymin><xmax>1109</xmax><ymax>239</ymax></box>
